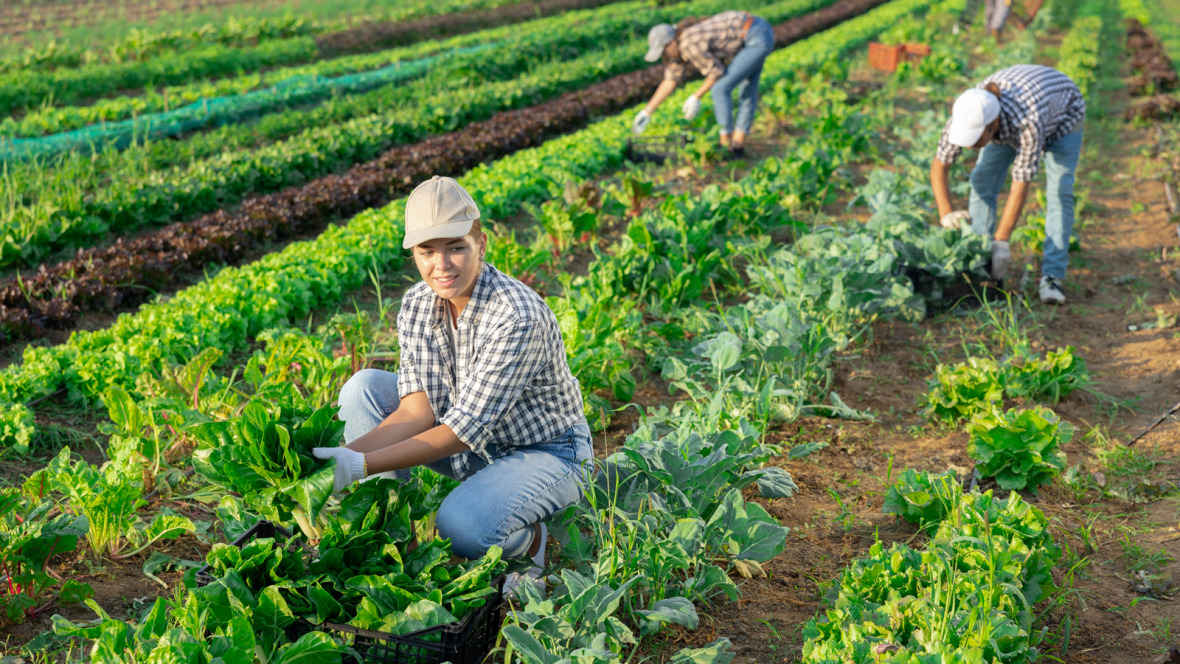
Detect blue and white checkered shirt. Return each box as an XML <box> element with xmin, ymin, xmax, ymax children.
<box><xmin>397</xmin><ymin>263</ymin><xmax>585</xmax><ymax>479</ymax></box>
<box><xmin>936</xmin><ymin>65</ymin><xmax>1086</xmax><ymax>182</ymax></box>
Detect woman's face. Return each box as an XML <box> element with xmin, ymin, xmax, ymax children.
<box><xmin>663</xmin><ymin>39</ymin><xmax>680</xmax><ymax>61</ymax></box>
<box><xmin>413</xmin><ymin>233</ymin><xmax>487</xmax><ymax>303</ymax></box>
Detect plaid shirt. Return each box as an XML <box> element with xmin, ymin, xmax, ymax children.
<box><xmin>664</xmin><ymin>11</ymin><xmax>750</xmax><ymax>83</ymax></box>
<box><xmin>397</xmin><ymin>264</ymin><xmax>584</xmax><ymax>479</ymax></box>
<box><xmin>936</xmin><ymin>65</ymin><xmax>1086</xmax><ymax>182</ymax></box>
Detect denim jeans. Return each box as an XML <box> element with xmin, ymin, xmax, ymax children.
<box><xmin>711</xmin><ymin>17</ymin><xmax>774</xmax><ymax>135</ymax></box>
<box><xmin>966</xmin><ymin>129</ymin><xmax>1083</xmax><ymax>280</ymax></box>
<box><xmin>336</xmin><ymin>368</ymin><xmax>595</xmax><ymax>559</ymax></box>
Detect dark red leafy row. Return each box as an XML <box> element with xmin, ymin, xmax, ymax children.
<box><xmin>0</xmin><ymin>0</ymin><xmax>890</xmax><ymax>344</ymax></box>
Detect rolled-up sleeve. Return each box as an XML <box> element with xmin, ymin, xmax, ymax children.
<box><xmin>1011</xmin><ymin>122</ymin><xmax>1043</xmax><ymax>182</ymax></box>
<box><xmin>440</xmin><ymin>317</ymin><xmax>546</xmax><ymax>456</ymax></box>
<box><xmin>396</xmin><ymin>307</ymin><xmax>426</xmax><ymax>399</ymax></box>
<box><xmin>935</xmin><ymin>118</ymin><xmax>963</xmax><ymax>166</ymax></box>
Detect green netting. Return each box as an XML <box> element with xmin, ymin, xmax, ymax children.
<box><xmin>0</xmin><ymin>42</ymin><xmax>496</xmax><ymax>166</ymax></box>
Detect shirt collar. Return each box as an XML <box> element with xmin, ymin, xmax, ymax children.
<box><xmin>430</xmin><ymin>263</ymin><xmax>497</xmax><ymax>328</ymax></box>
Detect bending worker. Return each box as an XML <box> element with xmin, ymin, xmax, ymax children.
<box><xmin>931</xmin><ymin>64</ymin><xmax>1085</xmax><ymax>305</ymax></box>
<box><xmin>313</xmin><ymin>176</ymin><xmax>593</xmax><ymax>590</ymax></box>
<box><xmin>632</xmin><ymin>11</ymin><xmax>774</xmax><ymax>155</ymax></box>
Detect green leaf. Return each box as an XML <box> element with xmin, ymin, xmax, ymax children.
<box><xmin>636</xmin><ymin>596</ymin><xmax>699</xmax><ymax>630</ymax></box>
<box><xmin>501</xmin><ymin>624</ymin><xmax>562</xmax><ymax>664</ymax></box>
<box><xmin>270</xmin><ymin>632</ymin><xmax>345</xmax><ymax>664</ymax></box>
<box><xmin>788</xmin><ymin>442</ymin><xmax>827</xmax><ymax>459</ymax></box>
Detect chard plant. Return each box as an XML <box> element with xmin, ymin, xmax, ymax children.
<box><xmin>190</xmin><ymin>400</ymin><xmax>342</xmax><ymax>541</ymax></box>
<box><xmin>28</xmin><ymin>448</ymin><xmax>195</xmax><ymax>559</ymax></box>
<box><xmin>0</xmin><ymin>488</ymin><xmax>92</xmax><ymax>624</ymax></box>
<box><xmin>967</xmin><ymin>406</ymin><xmax>1072</xmax><ymax>494</ymax></box>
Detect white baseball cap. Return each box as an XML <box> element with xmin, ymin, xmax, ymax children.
<box><xmin>645</xmin><ymin>24</ymin><xmax>676</xmax><ymax>62</ymax></box>
<box><xmin>947</xmin><ymin>88</ymin><xmax>1002</xmax><ymax>147</ymax></box>
<box><xmin>403</xmin><ymin>176</ymin><xmax>481</xmax><ymax>249</ymax></box>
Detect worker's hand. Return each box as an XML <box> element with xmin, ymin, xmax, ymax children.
<box><xmin>312</xmin><ymin>446</ymin><xmax>367</xmax><ymax>494</ymax></box>
<box><xmin>682</xmin><ymin>95</ymin><xmax>701</xmax><ymax>121</ymax></box>
<box><xmin>632</xmin><ymin>109</ymin><xmax>652</xmax><ymax>134</ymax></box>
<box><xmin>940</xmin><ymin>210</ymin><xmax>971</xmax><ymax>230</ymax></box>
<box><xmin>991</xmin><ymin>240</ymin><xmax>1010</xmax><ymax>281</ymax></box>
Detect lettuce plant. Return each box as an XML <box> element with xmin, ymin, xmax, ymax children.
<box><xmin>966</xmin><ymin>407</ymin><xmax>1072</xmax><ymax>493</ymax></box>
<box><xmin>923</xmin><ymin>357</ymin><xmax>1005</xmax><ymax>424</ymax></box>
<box><xmin>0</xmin><ymin>488</ymin><xmax>92</xmax><ymax>624</ymax></box>
<box><xmin>882</xmin><ymin>468</ymin><xmax>961</xmax><ymax>531</ymax></box>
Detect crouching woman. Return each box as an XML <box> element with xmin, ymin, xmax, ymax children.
<box><xmin>313</xmin><ymin>175</ymin><xmax>593</xmax><ymax>573</ymax></box>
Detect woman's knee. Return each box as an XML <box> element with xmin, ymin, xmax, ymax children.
<box><xmin>436</xmin><ymin>503</ymin><xmax>500</xmax><ymax>559</ymax></box>
<box><xmin>338</xmin><ymin>368</ymin><xmax>396</xmax><ymax>413</ymax></box>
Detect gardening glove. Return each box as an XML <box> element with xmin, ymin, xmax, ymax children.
<box><xmin>940</xmin><ymin>210</ymin><xmax>971</xmax><ymax>230</ymax></box>
<box><xmin>632</xmin><ymin>109</ymin><xmax>652</xmax><ymax>134</ymax></box>
<box><xmin>682</xmin><ymin>95</ymin><xmax>701</xmax><ymax>121</ymax></box>
<box><xmin>991</xmin><ymin>240</ymin><xmax>1010</xmax><ymax>281</ymax></box>
<box><xmin>312</xmin><ymin>447</ymin><xmax>367</xmax><ymax>494</ymax></box>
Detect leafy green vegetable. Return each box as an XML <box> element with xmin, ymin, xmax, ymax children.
<box><xmin>882</xmin><ymin>468</ymin><xmax>960</xmax><ymax>530</ymax></box>
<box><xmin>967</xmin><ymin>406</ymin><xmax>1072</xmax><ymax>493</ymax></box>
<box><xmin>190</xmin><ymin>400</ymin><xmax>341</xmax><ymax>540</ymax></box>
<box><xmin>922</xmin><ymin>357</ymin><xmax>1005</xmax><ymax>424</ymax></box>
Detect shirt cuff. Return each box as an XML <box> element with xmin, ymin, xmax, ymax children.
<box><xmin>440</xmin><ymin>407</ymin><xmax>493</xmax><ymax>458</ymax></box>
<box><xmin>397</xmin><ymin>373</ymin><xmax>425</xmax><ymax>400</ymax></box>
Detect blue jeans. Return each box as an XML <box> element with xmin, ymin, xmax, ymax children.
<box><xmin>336</xmin><ymin>368</ymin><xmax>595</xmax><ymax>559</ymax></box>
<box><xmin>967</xmin><ymin>129</ymin><xmax>1083</xmax><ymax>280</ymax></box>
<box><xmin>711</xmin><ymin>17</ymin><xmax>774</xmax><ymax>135</ymax></box>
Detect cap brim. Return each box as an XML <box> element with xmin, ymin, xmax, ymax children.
<box><xmin>947</xmin><ymin>122</ymin><xmax>984</xmax><ymax>148</ymax></box>
<box><xmin>403</xmin><ymin>219</ymin><xmax>475</xmax><ymax>249</ymax></box>
<box><xmin>644</xmin><ymin>46</ymin><xmax>663</xmax><ymax>62</ymax></box>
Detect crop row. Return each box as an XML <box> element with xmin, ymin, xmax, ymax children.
<box><xmin>0</xmin><ymin>0</ymin><xmax>641</xmax><ymax>139</ymax></box>
<box><xmin>2</xmin><ymin>0</ymin><xmax>614</xmax><ymax>77</ymax></box>
<box><xmin>0</xmin><ymin>0</ymin><xmax>932</xmax><ymax>451</ymax></box>
<box><xmin>0</xmin><ymin>0</ymin><xmax>804</xmax><ymax>266</ymax></box>
<box><xmin>0</xmin><ymin>0</ymin><xmax>845</xmax><ymax>325</ymax></box>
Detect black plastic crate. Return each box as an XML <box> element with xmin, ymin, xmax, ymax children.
<box><xmin>193</xmin><ymin>520</ymin><xmax>293</xmax><ymax>587</ymax></box>
<box><xmin>308</xmin><ymin>574</ymin><xmax>505</xmax><ymax>664</ymax></box>
<box><xmin>195</xmin><ymin>520</ymin><xmax>506</xmax><ymax>664</ymax></box>
<box><xmin>894</xmin><ymin>263</ymin><xmax>1005</xmax><ymax>313</ymax></box>
<box><xmin>624</xmin><ymin>133</ymin><xmax>689</xmax><ymax>165</ymax></box>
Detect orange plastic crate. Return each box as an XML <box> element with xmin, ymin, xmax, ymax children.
<box><xmin>868</xmin><ymin>42</ymin><xmax>905</xmax><ymax>72</ymax></box>
<box><xmin>904</xmin><ymin>43</ymin><xmax>932</xmax><ymax>58</ymax></box>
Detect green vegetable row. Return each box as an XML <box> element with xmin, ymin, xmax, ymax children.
<box><xmin>1055</xmin><ymin>0</ymin><xmax>1106</xmax><ymax>96</ymax></box>
<box><xmin>807</xmin><ymin>470</ymin><xmax>1062</xmax><ymax>663</ymax></box>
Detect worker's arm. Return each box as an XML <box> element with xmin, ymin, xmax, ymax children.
<box><xmin>692</xmin><ymin>76</ymin><xmax>718</xmax><ymax>101</ymax></box>
<box><xmin>645</xmin><ymin>79</ymin><xmax>679</xmax><ymax>113</ymax></box>
<box><xmin>364</xmin><ymin>424</ymin><xmax>469</xmax><ymax>474</ymax></box>
<box><xmin>345</xmin><ymin>391</ymin><xmax>435</xmax><ymax>454</ymax></box>
<box><xmin>994</xmin><ymin>179</ymin><xmax>1031</xmax><ymax>241</ymax></box>
<box><xmin>930</xmin><ymin>157</ymin><xmax>955</xmax><ymax>219</ymax></box>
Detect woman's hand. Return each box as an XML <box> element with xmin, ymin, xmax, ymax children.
<box><xmin>632</xmin><ymin>110</ymin><xmax>652</xmax><ymax>134</ymax></box>
<box><xmin>312</xmin><ymin>447</ymin><xmax>367</xmax><ymax>493</ymax></box>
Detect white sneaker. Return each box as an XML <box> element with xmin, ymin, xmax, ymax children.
<box><xmin>504</xmin><ymin>523</ymin><xmax>546</xmax><ymax>600</ymax></box>
<box><xmin>1039</xmin><ymin>276</ymin><xmax>1066</xmax><ymax>305</ymax></box>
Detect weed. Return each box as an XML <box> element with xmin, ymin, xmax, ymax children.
<box><xmin>1119</xmin><ymin>534</ymin><xmax>1176</xmax><ymax>573</ymax></box>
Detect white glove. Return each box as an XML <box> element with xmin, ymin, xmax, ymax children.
<box><xmin>991</xmin><ymin>240</ymin><xmax>1010</xmax><ymax>281</ymax></box>
<box><xmin>940</xmin><ymin>210</ymin><xmax>971</xmax><ymax>229</ymax></box>
<box><xmin>632</xmin><ymin>109</ymin><xmax>651</xmax><ymax>134</ymax></box>
<box><xmin>312</xmin><ymin>447</ymin><xmax>367</xmax><ymax>494</ymax></box>
<box><xmin>682</xmin><ymin>95</ymin><xmax>701</xmax><ymax>121</ymax></box>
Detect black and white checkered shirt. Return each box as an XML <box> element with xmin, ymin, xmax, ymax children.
<box><xmin>397</xmin><ymin>263</ymin><xmax>584</xmax><ymax>479</ymax></box>
<box><xmin>936</xmin><ymin>65</ymin><xmax>1086</xmax><ymax>182</ymax></box>
<box><xmin>665</xmin><ymin>11</ymin><xmax>751</xmax><ymax>83</ymax></box>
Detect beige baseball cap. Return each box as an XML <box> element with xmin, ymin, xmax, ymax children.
<box><xmin>403</xmin><ymin>176</ymin><xmax>481</xmax><ymax>249</ymax></box>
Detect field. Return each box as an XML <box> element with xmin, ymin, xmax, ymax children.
<box><xmin>0</xmin><ymin>0</ymin><xmax>1179</xmax><ymax>661</ymax></box>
